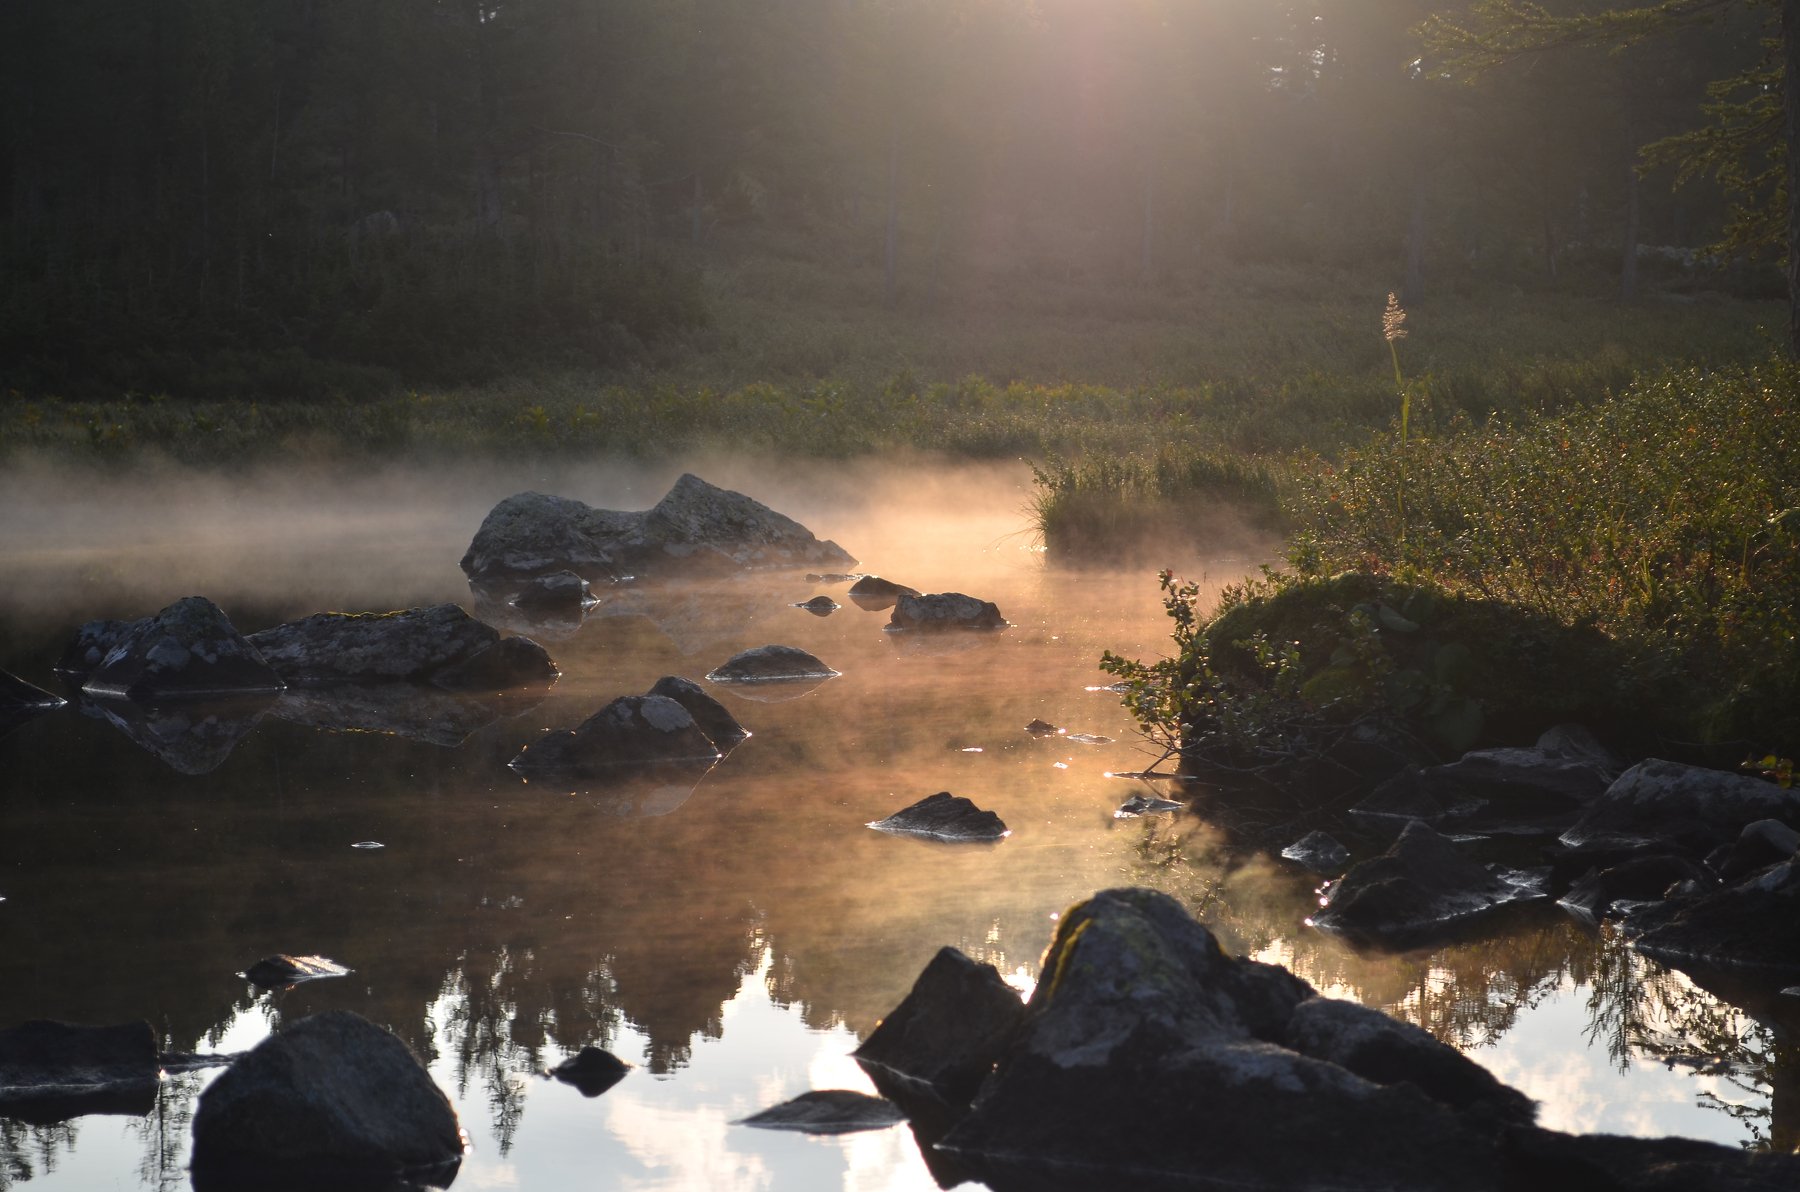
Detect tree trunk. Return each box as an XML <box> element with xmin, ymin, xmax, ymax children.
<box><xmin>1619</xmin><ymin>73</ymin><xmax>1641</xmax><ymax>302</ymax></box>
<box><xmin>1402</xmin><ymin>168</ymin><xmax>1427</xmax><ymax>307</ymax></box>
<box><xmin>1784</xmin><ymin>0</ymin><xmax>1800</xmax><ymax>356</ymax></box>
<box><xmin>1140</xmin><ymin>157</ymin><xmax>1155</xmax><ymax>283</ymax></box>
<box><xmin>884</xmin><ymin>111</ymin><xmax>899</xmax><ymax>308</ymax></box>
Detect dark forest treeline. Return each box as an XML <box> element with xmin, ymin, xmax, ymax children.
<box><xmin>0</xmin><ymin>0</ymin><xmax>1771</xmax><ymax>399</ymax></box>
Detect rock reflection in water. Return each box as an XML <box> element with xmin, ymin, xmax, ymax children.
<box><xmin>78</xmin><ymin>691</ymin><xmax>276</xmax><ymax>775</ymax></box>
<box><xmin>270</xmin><ymin>683</ymin><xmax>547</xmax><ymax>748</ymax></box>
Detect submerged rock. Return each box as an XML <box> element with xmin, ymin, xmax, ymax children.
<box><xmin>241</xmin><ymin>954</ymin><xmax>354</xmax><ymax>990</ymax></box>
<box><xmin>1559</xmin><ymin>855</ymin><xmax>1711</xmax><ymax>921</ymax></box>
<box><xmin>794</xmin><ymin>595</ymin><xmax>839</xmax><ymax>616</ymax></box>
<box><xmin>247</xmin><ymin>604</ymin><xmax>555</xmax><ymax>691</ymax></box>
<box><xmin>1281</xmin><ymin>830</ymin><xmax>1352</xmax><ymax>874</ymax></box>
<box><xmin>1023</xmin><ymin>718</ymin><xmax>1060</xmax><ymax>738</ymax></box>
<box><xmin>737</xmin><ymin>1089</ymin><xmax>906</xmax><ymax>1134</ymax></box>
<box><xmin>888</xmin><ymin>592</ymin><xmax>1007</xmax><ymax>632</ymax></box>
<box><xmin>869</xmin><ymin>792</ymin><xmax>1008</xmax><ymax>842</ymax></box>
<box><xmin>548</xmin><ymin>1046</ymin><xmax>630</xmax><ymax>1097</ymax></box>
<box><xmin>191</xmin><ymin>1010</ymin><xmax>462</xmax><ymax>1187</ymax></box>
<box><xmin>79</xmin><ymin>597</ymin><xmax>284</xmax><ymax>700</ymax></box>
<box><xmin>1310</xmin><ymin>821</ymin><xmax>1545</xmax><ymax>946</ymax></box>
<box><xmin>854</xmin><ymin>947</ymin><xmax>1024</xmax><ymax>1107</ymax></box>
<box><xmin>460</xmin><ymin>475</ymin><xmax>856</xmax><ymax>581</ymax></box>
<box><xmin>0</xmin><ymin>1020</ymin><xmax>159</xmax><ymax>1125</ymax></box>
<box><xmin>510</xmin><ymin>694</ymin><xmax>721</xmax><ymax>776</ymax></box>
<box><xmin>706</xmin><ymin>644</ymin><xmax>838</xmax><ymax>683</ymax></box>
<box><xmin>1115</xmin><ymin>794</ymin><xmax>1185</xmax><ymax>818</ymax></box>
<box><xmin>646</xmin><ymin>675</ymin><xmax>748</xmax><ymax>751</ymax></box>
<box><xmin>268</xmin><ymin>684</ymin><xmax>544</xmax><ymax>749</ymax></box>
<box><xmin>0</xmin><ymin>669</ymin><xmax>65</xmax><ymax>735</ymax></box>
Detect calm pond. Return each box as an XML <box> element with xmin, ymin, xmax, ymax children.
<box><xmin>0</xmin><ymin>457</ymin><xmax>1791</xmax><ymax>1190</ymax></box>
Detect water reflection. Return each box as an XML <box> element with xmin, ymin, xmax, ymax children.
<box><xmin>0</xmin><ymin>459</ymin><xmax>1791</xmax><ymax>1190</ymax></box>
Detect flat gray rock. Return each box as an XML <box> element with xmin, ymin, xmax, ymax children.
<box><xmin>1561</xmin><ymin>759</ymin><xmax>1800</xmax><ymax>854</ymax></box>
<box><xmin>888</xmin><ymin>592</ymin><xmax>1007</xmax><ymax>632</ymax></box>
<box><xmin>248</xmin><ymin>604</ymin><xmax>555</xmax><ymax>691</ymax></box>
<box><xmin>736</xmin><ymin>1089</ymin><xmax>905</xmax><ymax>1134</ymax></box>
<box><xmin>241</xmin><ymin>954</ymin><xmax>354</xmax><ymax>989</ymax></box>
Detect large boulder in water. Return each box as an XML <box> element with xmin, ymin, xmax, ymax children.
<box><xmin>646</xmin><ymin>675</ymin><xmax>748</xmax><ymax>751</ymax></box>
<box><xmin>854</xmin><ymin>947</ymin><xmax>1024</xmax><ymax>1107</ymax></box>
<box><xmin>888</xmin><ymin>592</ymin><xmax>1007</xmax><ymax>632</ymax></box>
<box><xmin>247</xmin><ymin>604</ymin><xmax>555</xmax><ymax>691</ymax></box>
<box><xmin>460</xmin><ymin>474</ymin><xmax>856</xmax><ymax>581</ymax></box>
<box><xmin>706</xmin><ymin>644</ymin><xmax>838</xmax><ymax>684</ymax></box>
<box><xmin>79</xmin><ymin>597</ymin><xmax>284</xmax><ymax>700</ymax></box>
<box><xmin>1310</xmin><ymin>821</ymin><xmax>1545</xmax><ymax>947</ymax></box>
<box><xmin>190</xmin><ymin>1010</ymin><xmax>462</xmax><ymax>1188</ymax></box>
<box><xmin>935</xmin><ymin>887</ymin><xmax>1525</xmax><ymax>1190</ymax></box>
<box><xmin>1559</xmin><ymin>759</ymin><xmax>1800</xmax><ymax>855</ymax></box>
<box><xmin>510</xmin><ymin>694</ymin><xmax>722</xmax><ymax>776</ymax></box>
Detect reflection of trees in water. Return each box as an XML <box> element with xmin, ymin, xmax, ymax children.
<box><xmin>1584</xmin><ymin>927</ymin><xmax>1791</xmax><ymax>1152</ymax></box>
<box><xmin>129</xmin><ymin>1071</ymin><xmax>202</xmax><ymax>1192</ymax></box>
<box><xmin>0</xmin><ymin>1120</ymin><xmax>76</xmax><ymax>1191</ymax></box>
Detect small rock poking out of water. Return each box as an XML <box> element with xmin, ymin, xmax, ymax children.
<box><xmin>1063</xmin><ymin>732</ymin><xmax>1113</xmax><ymax>745</ymax></box>
<box><xmin>512</xmin><ymin>570</ymin><xmax>597</xmax><ymax>611</ymax></box>
<box><xmin>548</xmin><ymin>1046</ymin><xmax>630</xmax><ymax>1098</ymax></box>
<box><xmin>806</xmin><ymin>573</ymin><xmax>863</xmax><ymax>585</ymax></box>
<box><xmin>510</xmin><ymin>694</ymin><xmax>723</xmax><ymax>775</ymax></box>
<box><xmin>869</xmin><ymin>792</ymin><xmax>1008</xmax><ymax>842</ymax></box>
<box><xmin>646</xmin><ymin>675</ymin><xmax>749</xmax><ymax>751</ymax></box>
<box><xmin>190</xmin><ymin>1010</ymin><xmax>463</xmax><ymax>1189</ymax></box>
<box><xmin>351</xmin><ymin>841</ymin><xmax>385</xmax><ymax>850</ymax></box>
<box><xmin>888</xmin><ymin>592</ymin><xmax>1007</xmax><ymax>632</ymax></box>
<box><xmin>847</xmin><ymin>575</ymin><xmax>920</xmax><ymax>611</ymax></box>
<box><xmin>1281</xmin><ymin>831</ymin><xmax>1351</xmax><ymax>874</ymax></box>
<box><xmin>240</xmin><ymin>954</ymin><xmax>354</xmax><ymax>990</ymax></box>
<box><xmin>793</xmin><ymin>595</ymin><xmax>839</xmax><ymax>616</ymax></box>
<box><xmin>1115</xmin><ymin>794</ymin><xmax>1185</xmax><ymax>819</ymax></box>
<box><xmin>706</xmin><ymin>645</ymin><xmax>839</xmax><ymax>683</ymax></box>
<box><xmin>1024</xmin><ymin>718</ymin><xmax>1061</xmax><ymax>737</ymax></box>
<box><xmin>735</xmin><ymin>1089</ymin><xmax>906</xmax><ymax>1134</ymax></box>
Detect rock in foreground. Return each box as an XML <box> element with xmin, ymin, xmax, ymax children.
<box><xmin>460</xmin><ymin>474</ymin><xmax>856</xmax><ymax>581</ymax></box>
<box><xmin>191</xmin><ymin>1011</ymin><xmax>462</xmax><ymax>1187</ymax></box>
<box><xmin>854</xmin><ymin>947</ymin><xmax>1023</xmax><ymax>1106</ymax></box>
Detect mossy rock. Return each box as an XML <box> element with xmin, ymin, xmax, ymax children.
<box><xmin>1199</xmin><ymin>572</ymin><xmax>1659</xmax><ymax>752</ymax></box>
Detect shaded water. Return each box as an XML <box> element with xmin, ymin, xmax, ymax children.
<box><xmin>0</xmin><ymin>457</ymin><xmax>1793</xmax><ymax>1189</ymax></box>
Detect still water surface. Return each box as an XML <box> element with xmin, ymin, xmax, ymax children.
<box><xmin>0</xmin><ymin>457</ymin><xmax>1790</xmax><ymax>1189</ymax></box>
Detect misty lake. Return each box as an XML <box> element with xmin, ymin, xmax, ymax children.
<box><xmin>0</xmin><ymin>457</ymin><xmax>1792</xmax><ymax>1190</ymax></box>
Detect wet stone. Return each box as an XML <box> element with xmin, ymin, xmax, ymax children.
<box><xmin>241</xmin><ymin>954</ymin><xmax>354</xmax><ymax>990</ymax></box>
<box><xmin>1559</xmin><ymin>854</ymin><xmax>1711</xmax><ymax>921</ymax></box>
<box><xmin>1062</xmin><ymin>732</ymin><xmax>1113</xmax><ymax>745</ymax></box>
<box><xmin>706</xmin><ymin>644</ymin><xmax>839</xmax><ymax>683</ymax></box>
<box><xmin>847</xmin><ymin>575</ymin><xmax>919</xmax><ymax>599</ymax></box>
<box><xmin>888</xmin><ymin>592</ymin><xmax>1007</xmax><ymax>632</ymax></box>
<box><xmin>805</xmin><ymin>573</ymin><xmax>863</xmax><ymax>584</ymax></box>
<box><xmin>736</xmin><ymin>1089</ymin><xmax>905</xmax><ymax>1134</ymax></box>
<box><xmin>645</xmin><ymin>675</ymin><xmax>749</xmax><ymax>751</ymax></box>
<box><xmin>869</xmin><ymin>792</ymin><xmax>1008</xmax><ymax>842</ymax></box>
<box><xmin>853</xmin><ymin>947</ymin><xmax>1024</xmax><ymax>1107</ymax></box>
<box><xmin>1281</xmin><ymin>830</ymin><xmax>1352</xmax><ymax>874</ymax></box>
<box><xmin>80</xmin><ymin>597</ymin><xmax>284</xmax><ymax>701</ymax></box>
<box><xmin>1023</xmin><ymin>718</ymin><xmax>1061</xmax><ymax>737</ymax></box>
<box><xmin>510</xmin><ymin>694</ymin><xmax>721</xmax><ymax>776</ymax></box>
<box><xmin>512</xmin><ymin>569</ymin><xmax>596</xmax><ymax>610</ymax></box>
<box><xmin>1310</xmin><ymin>821</ymin><xmax>1546</xmax><ymax>947</ymax></box>
<box><xmin>191</xmin><ymin>1010</ymin><xmax>463</xmax><ymax>1187</ymax></box>
<box><xmin>548</xmin><ymin>1046</ymin><xmax>630</xmax><ymax>1097</ymax></box>
<box><xmin>794</xmin><ymin>595</ymin><xmax>839</xmax><ymax>616</ymax></box>
<box><xmin>1115</xmin><ymin>794</ymin><xmax>1185</xmax><ymax>818</ymax></box>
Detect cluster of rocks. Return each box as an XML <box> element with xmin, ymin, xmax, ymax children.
<box><xmin>1279</xmin><ymin>725</ymin><xmax>1800</xmax><ymax>973</ymax></box>
<box><xmin>818</xmin><ymin>888</ymin><xmax>1800</xmax><ymax>1190</ymax></box>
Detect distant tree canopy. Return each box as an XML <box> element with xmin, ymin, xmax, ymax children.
<box><xmin>0</xmin><ymin>0</ymin><xmax>1772</xmax><ymax>396</ymax></box>
<box><xmin>1422</xmin><ymin>0</ymin><xmax>1799</xmax><ymax>352</ymax></box>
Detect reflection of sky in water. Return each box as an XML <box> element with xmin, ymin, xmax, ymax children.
<box><xmin>0</xmin><ymin>457</ymin><xmax>1789</xmax><ymax>1188</ymax></box>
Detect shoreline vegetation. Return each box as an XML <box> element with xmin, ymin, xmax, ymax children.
<box><xmin>5</xmin><ymin>240</ymin><xmax>1795</xmax><ymax>753</ymax></box>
